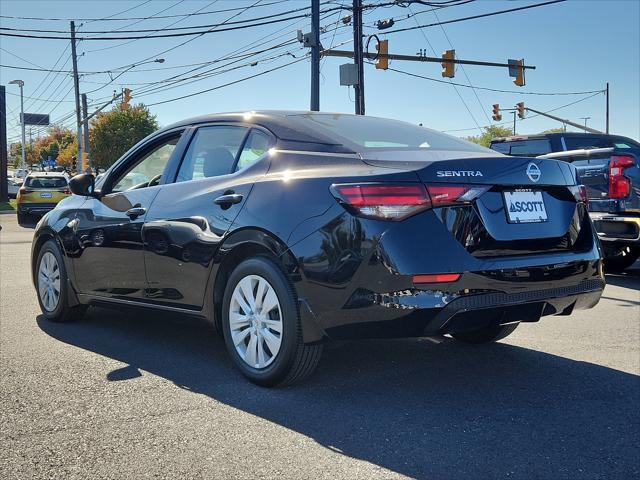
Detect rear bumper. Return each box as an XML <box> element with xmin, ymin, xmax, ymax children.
<box><xmin>18</xmin><ymin>203</ymin><xmax>57</xmax><ymax>215</ymax></box>
<box><xmin>300</xmin><ymin>257</ymin><xmax>605</xmax><ymax>341</ymax></box>
<box><xmin>590</xmin><ymin>212</ymin><xmax>640</xmax><ymax>244</ymax></box>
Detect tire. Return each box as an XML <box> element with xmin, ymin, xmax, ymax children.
<box><xmin>221</xmin><ymin>256</ymin><xmax>322</xmax><ymax>387</ymax></box>
<box><xmin>17</xmin><ymin>212</ymin><xmax>29</xmax><ymax>226</ymax></box>
<box><xmin>451</xmin><ymin>322</ymin><xmax>519</xmax><ymax>344</ymax></box>
<box><xmin>36</xmin><ymin>239</ymin><xmax>88</xmax><ymax>323</ymax></box>
<box><xmin>603</xmin><ymin>246</ymin><xmax>639</xmax><ymax>273</ymax></box>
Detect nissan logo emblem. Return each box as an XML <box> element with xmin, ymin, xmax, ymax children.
<box><xmin>526</xmin><ymin>163</ymin><xmax>541</xmax><ymax>182</ymax></box>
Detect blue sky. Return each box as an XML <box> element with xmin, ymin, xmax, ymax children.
<box><xmin>1</xmin><ymin>0</ymin><xmax>638</xmax><ymax>144</ymax></box>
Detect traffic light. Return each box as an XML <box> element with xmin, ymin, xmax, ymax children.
<box><xmin>492</xmin><ymin>104</ymin><xmax>502</xmax><ymax>121</ymax></box>
<box><xmin>516</xmin><ymin>102</ymin><xmax>525</xmax><ymax>119</ymax></box>
<box><xmin>375</xmin><ymin>39</ymin><xmax>389</xmax><ymax>70</ymax></box>
<box><xmin>122</xmin><ymin>88</ymin><xmax>132</xmax><ymax>108</ymax></box>
<box><xmin>513</xmin><ymin>59</ymin><xmax>525</xmax><ymax>87</ymax></box>
<box><xmin>441</xmin><ymin>49</ymin><xmax>455</xmax><ymax>78</ymax></box>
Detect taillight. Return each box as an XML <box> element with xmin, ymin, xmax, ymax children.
<box><xmin>60</xmin><ymin>188</ymin><xmax>71</xmax><ymax>194</ymax></box>
<box><xmin>609</xmin><ymin>155</ymin><xmax>635</xmax><ymax>199</ymax></box>
<box><xmin>425</xmin><ymin>184</ymin><xmax>490</xmax><ymax>207</ymax></box>
<box><xmin>331</xmin><ymin>183</ymin><xmax>490</xmax><ymax>220</ymax></box>
<box><xmin>330</xmin><ymin>184</ymin><xmax>430</xmax><ymax>220</ymax></box>
<box><xmin>569</xmin><ymin>185</ymin><xmax>588</xmax><ymax>205</ymax></box>
<box><xmin>19</xmin><ymin>187</ymin><xmax>32</xmax><ymax>194</ymax></box>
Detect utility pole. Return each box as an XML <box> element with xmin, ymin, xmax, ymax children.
<box><xmin>513</xmin><ymin>111</ymin><xmax>517</xmax><ymax>135</ymax></box>
<box><xmin>310</xmin><ymin>0</ymin><xmax>320</xmax><ymax>111</ymax></box>
<box><xmin>0</xmin><ymin>85</ymin><xmax>8</xmax><ymax>202</ymax></box>
<box><xmin>352</xmin><ymin>0</ymin><xmax>364</xmax><ymax>115</ymax></box>
<box><xmin>70</xmin><ymin>21</ymin><xmax>83</xmax><ymax>173</ymax></box>
<box><xmin>8</xmin><ymin>80</ymin><xmax>25</xmax><ymax>167</ymax></box>
<box><xmin>82</xmin><ymin>93</ymin><xmax>89</xmax><ymax>172</ymax></box>
<box><xmin>605</xmin><ymin>82</ymin><xmax>609</xmax><ymax>134</ymax></box>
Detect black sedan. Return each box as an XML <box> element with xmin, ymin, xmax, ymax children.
<box><xmin>31</xmin><ymin>111</ymin><xmax>604</xmax><ymax>386</ymax></box>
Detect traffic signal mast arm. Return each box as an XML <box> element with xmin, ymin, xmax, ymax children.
<box><xmin>322</xmin><ymin>48</ymin><xmax>536</xmax><ymax>72</ymax></box>
<box><xmin>525</xmin><ymin>107</ymin><xmax>604</xmax><ymax>134</ymax></box>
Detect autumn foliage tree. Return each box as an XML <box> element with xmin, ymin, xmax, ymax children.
<box><xmin>89</xmin><ymin>103</ymin><xmax>159</xmax><ymax>170</ymax></box>
<box><xmin>463</xmin><ymin>125</ymin><xmax>513</xmax><ymax>148</ymax></box>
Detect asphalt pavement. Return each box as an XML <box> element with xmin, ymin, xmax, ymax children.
<box><xmin>1</xmin><ymin>213</ymin><xmax>639</xmax><ymax>479</ymax></box>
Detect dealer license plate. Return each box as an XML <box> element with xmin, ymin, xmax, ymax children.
<box><xmin>503</xmin><ymin>190</ymin><xmax>547</xmax><ymax>223</ymax></box>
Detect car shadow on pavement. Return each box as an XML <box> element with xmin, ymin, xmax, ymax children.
<box><xmin>37</xmin><ymin>302</ymin><xmax>640</xmax><ymax>480</ymax></box>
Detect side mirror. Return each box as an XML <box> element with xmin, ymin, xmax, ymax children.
<box><xmin>69</xmin><ymin>173</ymin><xmax>96</xmax><ymax>197</ymax></box>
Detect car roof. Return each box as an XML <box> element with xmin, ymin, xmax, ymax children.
<box><xmin>26</xmin><ymin>172</ymin><xmax>66</xmax><ymax>178</ymax></box>
<box><xmin>157</xmin><ymin>110</ymin><xmax>374</xmax><ymax>152</ymax></box>
<box><xmin>491</xmin><ymin>132</ymin><xmax>635</xmax><ymax>143</ymax></box>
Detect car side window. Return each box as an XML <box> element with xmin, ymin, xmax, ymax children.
<box><xmin>235</xmin><ymin>129</ymin><xmax>272</xmax><ymax>172</ymax></box>
<box><xmin>112</xmin><ymin>136</ymin><xmax>180</xmax><ymax>192</ymax></box>
<box><xmin>176</xmin><ymin>126</ymin><xmax>248</xmax><ymax>182</ymax></box>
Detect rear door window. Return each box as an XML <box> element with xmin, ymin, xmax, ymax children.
<box><xmin>235</xmin><ymin>129</ymin><xmax>272</xmax><ymax>172</ymax></box>
<box><xmin>176</xmin><ymin>126</ymin><xmax>248</xmax><ymax>182</ymax></box>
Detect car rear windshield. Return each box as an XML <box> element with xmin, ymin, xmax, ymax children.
<box><xmin>25</xmin><ymin>176</ymin><xmax>67</xmax><ymax>188</ymax></box>
<box><xmin>490</xmin><ymin>139</ymin><xmax>552</xmax><ymax>156</ymax></box>
<box><xmin>294</xmin><ymin>113</ymin><xmax>490</xmax><ymax>153</ymax></box>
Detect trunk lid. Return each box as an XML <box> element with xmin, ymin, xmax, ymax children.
<box><xmin>361</xmin><ymin>151</ymin><xmax>576</xmax><ymax>186</ymax></box>
<box><xmin>361</xmin><ymin>150</ymin><xmax>591</xmax><ymax>258</ymax></box>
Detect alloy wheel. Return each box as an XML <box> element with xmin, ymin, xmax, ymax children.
<box><xmin>229</xmin><ymin>274</ymin><xmax>283</xmax><ymax>369</ymax></box>
<box><xmin>38</xmin><ymin>251</ymin><xmax>61</xmax><ymax>312</ymax></box>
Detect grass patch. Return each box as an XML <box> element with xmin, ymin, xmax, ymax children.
<box><xmin>0</xmin><ymin>199</ymin><xmax>17</xmax><ymax>211</ymax></box>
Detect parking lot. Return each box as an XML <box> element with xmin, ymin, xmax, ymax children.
<box><xmin>1</xmin><ymin>213</ymin><xmax>638</xmax><ymax>479</ymax></box>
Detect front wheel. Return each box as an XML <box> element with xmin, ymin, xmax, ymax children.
<box><xmin>36</xmin><ymin>240</ymin><xmax>87</xmax><ymax>323</ymax></box>
<box><xmin>451</xmin><ymin>323</ymin><xmax>519</xmax><ymax>344</ymax></box>
<box><xmin>222</xmin><ymin>256</ymin><xmax>322</xmax><ymax>387</ymax></box>
<box><xmin>604</xmin><ymin>246</ymin><xmax>639</xmax><ymax>273</ymax></box>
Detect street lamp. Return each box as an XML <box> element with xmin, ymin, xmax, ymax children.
<box><xmin>8</xmin><ymin>80</ymin><xmax>26</xmax><ymax>168</ymax></box>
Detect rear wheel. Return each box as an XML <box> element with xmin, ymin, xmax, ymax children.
<box><xmin>17</xmin><ymin>212</ymin><xmax>29</xmax><ymax>226</ymax></box>
<box><xmin>36</xmin><ymin>240</ymin><xmax>87</xmax><ymax>323</ymax></box>
<box><xmin>222</xmin><ymin>256</ymin><xmax>322</xmax><ymax>387</ymax></box>
<box><xmin>451</xmin><ymin>323</ymin><xmax>519</xmax><ymax>344</ymax></box>
<box><xmin>603</xmin><ymin>245</ymin><xmax>639</xmax><ymax>273</ymax></box>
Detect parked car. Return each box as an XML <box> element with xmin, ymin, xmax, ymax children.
<box><xmin>539</xmin><ymin>147</ymin><xmax>640</xmax><ymax>271</ymax></box>
<box><xmin>17</xmin><ymin>172</ymin><xmax>71</xmax><ymax>224</ymax></box>
<box><xmin>13</xmin><ymin>168</ymin><xmax>29</xmax><ymax>179</ymax></box>
<box><xmin>7</xmin><ymin>177</ymin><xmax>22</xmax><ymax>198</ymax></box>
<box><xmin>489</xmin><ymin>132</ymin><xmax>640</xmax><ymax>157</ymax></box>
<box><xmin>32</xmin><ymin>112</ymin><xmax>604</xmax><ymax>386</ymax></box>
<box><xmin>490</xmin><ymin>132</ymin><xmax>640</xmax><ymax>271</ymax></box>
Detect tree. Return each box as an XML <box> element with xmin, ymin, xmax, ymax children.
<box><xmin>56</xmin><ymin>137</ymin><xmax>78</xmax><ymax>169</ymax></box>
<box><xmin>463</xmin><ymin>125</ymin><xmax>513</xmax><ymax>148</ymax></box>
<box><xmin>541</xmin><ymin>128</ymin><xmax>565</xmax><ymax>134</ymax></box>
<box><xmin>89</xmin><ymin>103</ymin><xmax>158</xmax><ymax>169</ymax></box>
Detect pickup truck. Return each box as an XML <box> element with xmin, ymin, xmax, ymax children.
<box><xmin>490</xmin><ymin>133</ymin><xmax>640</xmax><ymax>272</ymax></box>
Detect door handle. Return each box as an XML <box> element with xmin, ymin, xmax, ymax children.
<box><xmin>126</xmin><ymin>206</ymin><xmax>146</xmax><ymax>219</ymax></box>
<box><xmin>214</xmin><ymin>193</ymin><xmax>243</xmax><ymax>206</ymax></box>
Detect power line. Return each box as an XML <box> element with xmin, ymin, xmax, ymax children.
<box><xmin>443</xmin><ymin>91</ymin><xmax>603</xmax><ymax>133</ymax></box>
<box><xmin>0</xmin><ymin>0</ymin><xmax>291</xmax><ymax>22</ymax></box>
<box><xmin>403</xmin><ymin>5</ymin><xmax>482</xmax><ymax>132</ymax></box>
<box><xmin>85</xmin><ymin>0</ymin><xmax>205</xmax><ymax>53</ymax></box>
<box><xmin>387</xmin><ymin>67</ymin><xmax>605</xmax><ymax>96</ymax></box>
<box><xmin>0</xmin><ymin>6</ymin><xmax>347</xmax><ymax>40</ymax></box>
<box><xmin>2</xmin><ymin>3</ymin><xmax>323</xmax><ymax>34</ymax></box>
<box><xmin>145</xmin><ymin>56</ymin><xmax>308</xmax><ymax>107</ymax></box>
<box><xmin>379</xmin><ymin>0</ymin><xmax>566</xmax><ymax>35</ymax></box>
